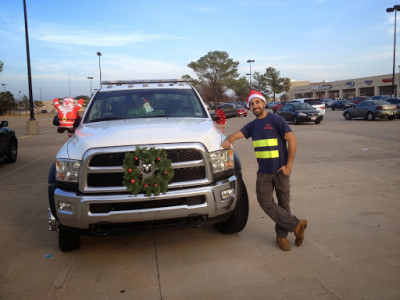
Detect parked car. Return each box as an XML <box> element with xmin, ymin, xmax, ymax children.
<box><xmin>41</xmin><ymin>109</ymin><xmax>48</xmax><ymax>113</ymax></box>
<box><xmin>331</xmin><ymin>99</ymin><xmax>356</xmax><ymax>110</ymax></box>
<box><xmin>288</xmin><ymin>98</ymin><xmax>325</xmax><ymax>117</ymax></box>
<box><xmin>277</xmin><ymin>102</ymin><xmax>322</xmax><ymax>125</ymax></box>
<box><xmin>216</xmin><ymin>103</ymin><xmax>238</xmax><ymax>118</ymax></box>
<box><xmin>350</xmin><ymin>96</ymin><xmax>371</xmax><ymax>104</ymax></box>
<box><xmin>234</xmin><ymin>103</ymin><xmax>247</xmax><ymax>117</ymax></box>
<box><xmin>0</xmin><ymin>120</ymin><xmax>18</xmax><ymax>163</ymax></box>
<box><xmin>272</xmin><ymin>101</ymin><xmax>287</xmax><ymax>113</ymax></box>
<box><xmin>320</xmin><ymin>98</ymin><xmax>334</xmax><ymax>108</ymax></box>
<box><xmin>384</xmin><ymin>98</ymin><xmax>400</xmax><ymax>118</ymax></box>
<box><xmin>343</xmin><ymin>100</ymin><xmax>397</xmax><ymax>121</ymax></box>
<box><xmin>370</xmin><ymin>95</ymin><xmax>391</xmax><ymax>100</ymax></box>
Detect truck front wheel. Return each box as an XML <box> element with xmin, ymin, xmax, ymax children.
<box><xmin>215</xmin><ymin>176</ymin><xmax>249</xmax><ymax>234</ymax></box>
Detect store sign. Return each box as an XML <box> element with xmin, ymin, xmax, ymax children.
<box><xmin>311</xmin><ymin>84</ymin><xmax>331</xmax><ymax>91</ymax></box>
<box><xmin>345</xmin><ymin>81</ymin><xmax>354</xmax><ymax>86</ymax></box>
<box><xmin>365</xmin><ymin>80</ymin><xmax>373</xmax><ymax>85</ymax></box>
<box><xmin>382</xmin><ymin>78</ymin><xmax>393</xmax><ymax>83</ymax></box>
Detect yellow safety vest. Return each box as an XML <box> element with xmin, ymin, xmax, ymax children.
<box><xmin>253</xmin><ymin>138</ymin><xmax>279</xmax><ymax>159</ymax></box>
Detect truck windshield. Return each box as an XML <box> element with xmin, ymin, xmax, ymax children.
<box><xmin>84</xmin><ymin>88</ymin><xmax>208</xmax><ymax>123</ymax></box>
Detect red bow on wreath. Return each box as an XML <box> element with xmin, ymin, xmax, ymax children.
<box><xmin>216</xmin><ymin>109</ymin><xmax>226</xmax><ymax>133</ymax></box>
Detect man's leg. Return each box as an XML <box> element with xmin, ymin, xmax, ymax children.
<box><xmin>275</xmin><ymin>172</ymin><xmax>297</xmax><ymax>238</ymax></box>
<box><xmin>256</xmin><ymin>172</ymin><xmax>298</xmax><ymax>235</ymax></box>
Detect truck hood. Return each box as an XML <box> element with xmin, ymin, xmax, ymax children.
<box><xmin>58</xmin><ymin>118</ymin><xmax>225</xmax><ymax>160</ymax></box>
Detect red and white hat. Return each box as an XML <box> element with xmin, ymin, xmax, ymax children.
<box><xmin>247</xmin><ymin>90</ymin><xmax>266</xmax><ymax>104</ymax></box>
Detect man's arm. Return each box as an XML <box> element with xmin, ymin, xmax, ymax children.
<box><xmin>278</xmin><ymin>131</ymin><xmax>297</xmax><ymax>175</ymax></box>
<box><xmin>221</xmin><ymin>130</ymin><xmax>245</xmax><ymax>149</ymax></box>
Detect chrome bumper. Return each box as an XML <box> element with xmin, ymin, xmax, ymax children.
<box><xmin>52</xmin><ymin>175</ymin><xmax>237</xmax><ymax>230</ymax></box>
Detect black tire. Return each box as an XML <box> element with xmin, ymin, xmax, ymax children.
<box><xmin>215</xmin><ymin>176</ymin><xmax>249</xmax><ymax>234</ymax></box>
<box><xmin>388</xmin><ymin>116</ymin><xmax>395</xmax><ymax>120</ymax></box>
<box><xmin>293</xmin><ymin>116</ymin><xmax>298</xmax><ymax>125</ymax></box>
<box><xmin>332</xmin><ymin>107</ymin><xmax>335</xmax><ymax>111</ymax></box>
<box><xmin>59</xmin><ymin>226</ymin><xmax>81</xmax><ymax>252</ymax></box>
<box><xmin>315</xmin><ymin>119</ymin><xmax>321</xmax><ymax>124</ymax></box>
<box><xmin>6</xmin><ymin>138</ymin><xmax>17</xmax><ymax>163</ymax></box>
<box><xmin>367</xmin><ymin>112</ymin><xmax>375</xmax><ymax>121</ymax></box>
<box><xmin>344</xmin><ymin>112</ymin><xmax>351</xmax><ymax>120</ymax></box>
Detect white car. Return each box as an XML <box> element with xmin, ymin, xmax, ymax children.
<box><xmin>288</xmin><ymin>98</ymin><xmax>326</xmax><ymax>116</ymax></box>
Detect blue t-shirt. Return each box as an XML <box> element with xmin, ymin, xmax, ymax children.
<box><xmin>240</xmin><ymin>113</ymin><xmax>292</xmax><ymax>174</ymax></box>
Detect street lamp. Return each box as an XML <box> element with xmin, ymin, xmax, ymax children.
<box><xmin>1</xmin><ymin>83</ymin><xmax>6</xmax><ymax>91</ymax></box>
<box><xmin>386</xmin><ymin>5</ymin><xmax>400</xmax><ymax>98</ymax></box>
<box><xmin>87</xmin><ymin>76</ymin><xmax>93</xmax><ymax>96</ymax></box>
<box><xmin>97</xmin><ymin>52</ymin><xmax>102</xmax><ymax>87</ymax></box>
<box><xmin>247</xmin><ymin>59</ymin><xmax>255</xmax><ymax>89</ymax></box>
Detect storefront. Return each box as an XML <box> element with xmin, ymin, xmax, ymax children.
<box><xmin>288</xmin><ymin>73</ymin><xmax>399</xmax><ymax>100</ymax></box>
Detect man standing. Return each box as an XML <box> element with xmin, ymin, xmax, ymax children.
<box><xmin>221</xmin><ymin>90</ymin><xmax>307</xmax><ymax>251</ymax></box>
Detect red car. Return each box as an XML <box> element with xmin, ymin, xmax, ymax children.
<box><xmin>272</xmin><ymin>101</ymin><xmax>287</xmax><ymax>113</ymax></box>
<box><xmin>234</xmin><ymin>103</ymin><xmax>247</xmax><ymax>117</ymax></box>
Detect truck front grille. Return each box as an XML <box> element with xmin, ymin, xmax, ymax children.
<box><xmin>80</xmin><ymin>143</ymin><xmax>212</xmax><ymax>193</ymax></box>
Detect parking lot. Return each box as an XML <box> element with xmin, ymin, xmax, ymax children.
<box><xmin>1</xmin><ymin>110</ymin><xmax>399</xmax><ymax>299</ymax></box>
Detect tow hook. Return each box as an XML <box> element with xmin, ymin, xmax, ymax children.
<box><xmin>187</xmin><ymin>215</ymin><xmax>206</xmax><ymax>228</ymax></box>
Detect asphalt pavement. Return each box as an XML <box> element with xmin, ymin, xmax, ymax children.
<box><xmin>0</xmin><ymin>110</ymin><xmax>399</xmax><ymax>299</ymax></box>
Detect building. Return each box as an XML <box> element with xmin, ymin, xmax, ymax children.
<box><xmin>288</xmin><ymin>73</ymin><xmax>399</xmax><ymax>100</ymax></box>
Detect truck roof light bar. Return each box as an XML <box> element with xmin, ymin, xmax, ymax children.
<box><xmin>101</xmin><ymin>79</ymin><xmax>192</xmax><ymax>86</ymax></box>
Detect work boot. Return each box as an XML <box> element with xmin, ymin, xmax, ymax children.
<box><xmin>276</xmin><ymin>237</ymin><xmax>291</xmax><ymax>251</ymax></box>
<box><xmin>294</xmin><ymin>219</ymin><xmax>308</xmax><ymax>246</ymax></box>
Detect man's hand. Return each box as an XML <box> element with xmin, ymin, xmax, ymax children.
<box><xmin>221</xmin><ymin>139</ymin><xmax>231</xmax><ymax>149</ymax></box>
<box><xmin>278</xmin><ymin>165</ymin><xmax>291</xmax><ymax>175</ymax></box>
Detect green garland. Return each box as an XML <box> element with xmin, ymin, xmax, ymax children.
<box><xmin>122</xmin><ymin>147</ymin><xmax>174</xmax><ymax>196</ymax></box>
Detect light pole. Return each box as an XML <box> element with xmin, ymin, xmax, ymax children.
<box><xmin>1</xmin><ymin>83</ymin><xmax>6</xmax><ymax>91</ymax></box>
<box><xmin>387</xmin><ymin>5</ymin><xmax>400</xmax><ymax>98</ymax></box>
<box><xmin>87</xmin><ymin>76</ymin><xmax>93</xmax><ymax>96</ymax></box>
<box><xmin>19</xmin><ymin>91</ymin><xmax>21</xmax><ymax>101</ymax></box>
<box><xmin>247</xmin><ymin>59</ymin><xmax>255</xmax><ymax>89</ymax></box>
<box><xmin>23</xmin><ymin>0</ymin><xmax>35</xmax><ymax>121</ymax></box>
<box><xmin>97</xmin><ymin>52</ymin><xmax>102</xmax><ymax>87</ymax></box>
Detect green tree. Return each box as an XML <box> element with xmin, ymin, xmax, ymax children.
<box><xmin>188</xmin><ymin>51</ymin><xmax>239</xmax><ymax>103</ymax></box>
<box><xmin>251</xmin><ymin>71</ymin><xmax>271</xmax><ymax>96</ymax></box>
<box><xmin>20</xmin><ymin>95</ymin><xmax>30</xmax><ymax>112</ymax></box>
<box><xmin>34</xmin><ymin>100</ymin><xmax>44</xmax><ymax>113</ymax></box>
<box><xmin>0</xmin><ymin>91</ymin><xmax>17</xmax><ymax>114</ymax></box>
<box><xmin>0</xmin><ymin>60</ymin><xmax>3</xmax><ymax>72</ymax></box>
<box><xmin>263</xmin><ymin>67</ymin><xmax>291</xmax><ymax>101</ymax></box>
<box><xmin>231</xmin><ymin>76</ymin><xmax>250</xmax><ymax>102</ymax></box>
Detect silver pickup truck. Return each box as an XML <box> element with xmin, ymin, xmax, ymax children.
<box><xmin>48</xmin><ymin>79</ymin><xmax>248</xmax><ymax>251</ymax></box>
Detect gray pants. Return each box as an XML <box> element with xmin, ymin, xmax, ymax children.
<box><xmin>256</xmin><ymin>172</ymin><xmax>299</xmax><ymax>238</ymax></box>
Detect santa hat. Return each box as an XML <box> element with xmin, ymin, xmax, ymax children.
<box><xmin>247</xmin><ymin>90</ymin><xmax>266</xmax><ymax>104</ymax></box>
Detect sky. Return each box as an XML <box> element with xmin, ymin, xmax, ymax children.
<box><xmin>0</xmin><ymin>0</ymin><xmax>399</xmax><ymax>100</ymax></box>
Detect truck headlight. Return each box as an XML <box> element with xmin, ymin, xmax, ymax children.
<box><xmin>209</xmin><ymin>149</ymin><xmax>234</xmax><ymax>174</ymax></box>
<box><xmin>56</xmin><ymin>159</ymin><xmax>81</xmax><ymax>182</ymax></box>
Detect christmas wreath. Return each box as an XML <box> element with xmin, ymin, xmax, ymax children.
<box><xmin>122</xmin><ymin>147</ymin><xmax>174</xmax><ymax>196</ymax></box>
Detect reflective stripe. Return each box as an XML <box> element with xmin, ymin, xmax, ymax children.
<box><xmin>253</xmin><ymin>139</ymin><xmax>278</xmax><ymax>148</ymax></box>
<box><xmin>255</xmin><ymin>150</ymin><xmax>279</xmax><ymax>159</ymax></box>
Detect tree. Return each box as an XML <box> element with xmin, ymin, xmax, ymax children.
<box><xmin>188</xmin><ymin>51</ymin><xmax>240</xmax><ymax>103</ymax></box>
<box><xmin>251</xmin><ymin>71</ymin><xmax>271</xmax><ymax>96</ymax></box>
<box><xmin>19</xmin><ymin>95</ymin><xmax>30</xmax><ymax>112</ymax></box>
<box><xmin>34</xmin><ymin>100</ymin><xmax>44</xmax><ymax>113</ymax></box>
<box><xmin>75</xmin><ymin>95</ymin><xmax>91</xmax><ymax>107</ymax></box>
<box><xmin>263</xmin><ymin>67</ymin><xmax>291</xmax><ymax>101</ymax></box>
<box><xmin>0</xmin><ymin>91</ymin><xmax>17</xmax><ymax>114</ymax></box>
<box><xmin>231</xmin><ymin>76</ymin><xmax>250</xmax><ymax>102</ymax></box>
<box><xmin>0</xmin><ymin>60</ymin><xmax>3</xmax><ymax>72</ymax></box>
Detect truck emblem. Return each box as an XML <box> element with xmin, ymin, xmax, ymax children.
<box><xmin>139</xmin><ymin>161</ymin><xmax>156</xmax><ymax>178</ymax></box>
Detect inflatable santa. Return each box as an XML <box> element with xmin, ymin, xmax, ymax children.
<box><xmin>53</xmin><ymin>97</ymin><xmax>84</xmax><ymax>134</ymax></box>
